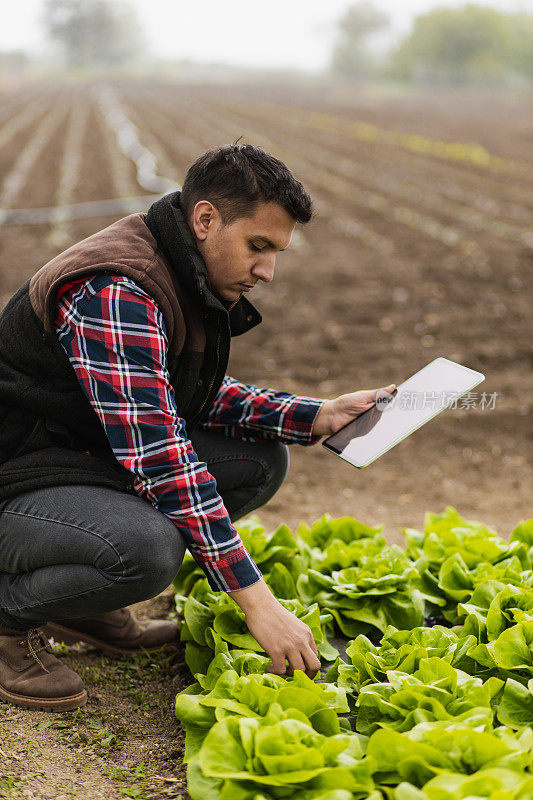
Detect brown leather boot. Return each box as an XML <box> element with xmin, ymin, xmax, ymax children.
<box><xmin>44</xmin><ymin>608</ymin><xmax>179</xmax><ymax>655</ymax></box>
<box><xmin>0</xmin><ymin>626</ymin><xmax>87</xmax><ymax>712</ymax></box>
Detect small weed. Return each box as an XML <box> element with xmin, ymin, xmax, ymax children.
<box><xmin>80</xmin><ymin>664</ymin><xmax>104</xmax><ymax>685</ymax></box>
<box><xmin>0</xmin><ymin>772</ymin><xmax>38</xmax><ymax>797</ymax></box>
<box><xmin>33</xmin><ymin>708</ymin><xmax>125</xmax><ymax>750</ymax></box>
<box><xmin>2</xmin><ymin>734</ymin><xmax>39</xmax><ymax>751</ymax></box>
<box><xmin>0</xmin><ymin>774</ymin><xmax>24</xmax><ymax>795</ymax></box>
<box><xmin>119</xmin><ymin>789</ymin><xmax>150</xmax><ymax>799</ymax></box>
<box><xmin>102</xmin><ymin>763</ymin><xmax>147</xmax><ymax>782</ymax></box>
<box><xmin>49</xmin><ymin>638</ymin><xmax>77</xmax><ymax>655</ymax></box>
<box><xmin>56</xmin><ymin>780</ymin><xmax>81</xmax><ymax>796</ymax></box>
<box><xmin>101</xmin><ymin>763</ymin><xmax>152</xmax><ymax>799</ymax></box>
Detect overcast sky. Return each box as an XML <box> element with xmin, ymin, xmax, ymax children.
<box><xmin>2</xmin><ymin>0</ymin><xmax>532</xmax><ymax>71</ymax></box>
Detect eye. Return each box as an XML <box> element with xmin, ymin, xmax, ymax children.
<box><xmin>249</xmin><ymin>243</ymin><xmax>263</xmax><ymax>253</ymax></box>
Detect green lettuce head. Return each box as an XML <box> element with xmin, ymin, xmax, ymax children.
<box><xmin>188</xmin><ymin>703</ymin><xmax>374</xmax><ymax>800</ymax></box>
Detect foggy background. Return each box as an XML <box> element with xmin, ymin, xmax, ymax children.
<box><xmin>1</xmin><ymin>0</ymin><xmax>533</xmax><ymax>87</ymax></box>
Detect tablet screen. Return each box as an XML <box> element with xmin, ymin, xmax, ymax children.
<box><xmin>323</xmin><ymin>358</ymin><xmax>485</xmax><ymax>468</ymax></box>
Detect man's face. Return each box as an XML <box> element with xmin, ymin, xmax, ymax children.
<box><xmin>190</xmin><ymin>201</ymin><xmax>296</xmax><ymax>303</ymax></box>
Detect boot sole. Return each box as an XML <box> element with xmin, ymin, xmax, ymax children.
<box><xmin>0</xmin><ymin>684</ymin><xmax>87</xmax><ymax>712</ymax></box>
<box><xmin>44</xmin><ymin>622</ymin><xmax>177</xmax><ymax>656</ymax></box>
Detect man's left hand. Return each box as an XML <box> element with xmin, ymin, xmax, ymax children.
<box><xmin>312</xmin><ymin>384</ymin><xmax>397</xmax><ymax>437</ymax></box>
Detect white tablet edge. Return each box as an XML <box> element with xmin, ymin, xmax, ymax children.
<box><xmin>324</xmin><ymin>358</ymin><xmax>485</xmax><ymax>469</ymax></box>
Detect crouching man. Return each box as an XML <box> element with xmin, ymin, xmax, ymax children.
<box><xmin>0</xmin><ymin>144</ymin><xmax>394</xmax><ymax>710</ymax></box>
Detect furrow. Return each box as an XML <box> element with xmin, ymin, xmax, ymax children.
<box><xmin>142</xmin><ymin>91</ymin><xmax>474</xmax><ymax>257</ymax></box>
<box><xmin>0</xmin><ymin>94</ymin><xmax>54</xmax><ymax>152</ymax></box>
<box><xmin>0</xmin><ymin>104</ymin><xmax>70</xmax><ymax>211</ymax></box>
<box><xmin>48</xmin><ymin>91</ymin><xmax>91</xmax><ymax>247</ymax></box>
<box><xmin>233</xmin><ymin>97</ymin><xmax>533</xmax><ymax>183</ymax></box>
<box><xmin>197</xmin><ymin>95</ymin><xmax>532</xmax><ymax>249</ymax></box>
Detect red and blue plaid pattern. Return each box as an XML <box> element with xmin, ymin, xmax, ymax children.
<box><xmin>54</xmin><ymin>274</ymin><xmax>324</xmax><ymax>592</ymax></box>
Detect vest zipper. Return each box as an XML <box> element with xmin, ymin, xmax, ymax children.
<box><xmin>194</xmin><ymin>297</ymin><xmax>238</xmax><ymax>420</ymax></box>
<box><xmin>196</xmin><ymin>329</ymin><xmax>221</xmax><ymax>419</ymax></box>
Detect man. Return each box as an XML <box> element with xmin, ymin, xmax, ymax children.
<box><xmin>0</xmin><ymin>144</ymin><xmax>395</xmax><ymax>711</ymax></box>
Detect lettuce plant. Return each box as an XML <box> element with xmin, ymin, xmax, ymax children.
<box><xmin>187</xmin><ymin>702</ymin><xmax>375</xmax><ymax>800</ymax></box>
<box><xmin>405</xmin><ymin>507</ymin><xmax>513</xmax><ymax>569</ymax></box>
<box><xmin>392</xmin><ymin>769</ymin><xmax>533</xmax><ymax>799</ymax></box>
<box><xmin>354</xmin><ymin>657</ymin><xmax>503</xmax><ymax>735</ymax></box>
<box><xmin>438</xmin><ymin>554</ymin><xmax>531</xmax><ymax>605</ymax></box>
<box><xmin>455</xmin><ymin>582</ymin><xmax>533</xmax><ymax>646</ymax></box>
<box><xmin>405</xmin><ymin>508</ymin><xmax>531</xmax><ymax>619</ymax></box>
<box><xmin>297</xmin><ymin>547</ymin><xmax>424</xmax><ymax>637</ymax></box>
<box><xmin>367</xmin><ymin>721</ymin><xmax>533</xmax><ymax>787</ymax></box>
<box><xmin>469</xmin><ymin>622</ymin><xmax>533</xmax><ymax>682</ymax></box>
<box><xmin>326</xmin><ymin>626</ymin><xmax>480</xmax><ymax>701</ymax></box>
<box><xmin>179</xmin><ymin>578</ymin><xmax>337</xmax><ymax>676</ymax></box>
<box><xmin>176</xmin><ymin>667</ymin><xmax>351</xmax><ymax>760</ymax></box>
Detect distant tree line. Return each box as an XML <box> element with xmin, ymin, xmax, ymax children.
<box><xmin>43</xmin><ymin>0</ymin><xmax>144</xmax><ymax>68</ymax></box>
<box><xmin>4</xmin><ymin>0</ymin><xmax>533</xmax><ymax>85</ymax></box>
<box><xmin>332</xmin><ymin>2</ymin><xmax>533</xmax><ymax>87</ymax></box>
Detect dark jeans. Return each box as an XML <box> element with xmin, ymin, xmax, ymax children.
<box><xmin>0</xmin><ymin>429</ymin><xmax>289</xmax><ymax>631</ymax></box>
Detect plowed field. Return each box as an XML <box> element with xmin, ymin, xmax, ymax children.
<box><xmin>0</xmin><ymin>79</ymin><xmax>531</xmax><ymax>799</ymax></box>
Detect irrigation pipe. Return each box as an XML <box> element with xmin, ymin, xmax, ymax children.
<box><xmin>0</xmin><ymin>85</ymin><xmax>177</xmax><ymax>226</ymax></box>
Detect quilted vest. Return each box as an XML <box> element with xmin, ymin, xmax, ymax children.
<box><xmin>0</xmin><ymin>209</ymin><xmax>261</xmax><ymax>500</ymax></box>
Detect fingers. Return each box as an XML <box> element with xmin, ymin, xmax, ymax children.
<box><xmin>267</xmin><ymin>643</ymin><xmax>321</xmax><ymax>679</ymax></box>
<box><xmin>300</xmin><ymin>647</ymin><xmax>322</xmax><ymax>679</ymax></box>
<box><xmin>288</xmin><ymin>646</ymin><xmax>321</xmax><ymax>679</ymax></box>
<box><xmin>267</xmin><ymin>651</ymin><xmax>288</xmax><ymax>675</ymax></box>
<box><xmin>283</xmin><ymin>651</ymin><xmax>307</xmax><ymax>678</ymax></box>
<box><xmin>245</xmin><ymin>600</ymin><xmax>322</xmax><ymax>680</ymax></box>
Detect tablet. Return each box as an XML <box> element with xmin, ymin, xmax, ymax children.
<box><xmin>322</xmin><ymin>357</ymin><xmax>485</xmax><ymax>468</ymax></box>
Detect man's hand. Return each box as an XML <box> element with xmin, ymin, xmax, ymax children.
<box><xmin>312</xmin><ymin>384</ymin><xmax>397</xmax><ymax>437</ymax></box>
<box><xmin>228</xmin><ymin>579</ymin><xmax>321</xmax><ymax>678</ymax></box>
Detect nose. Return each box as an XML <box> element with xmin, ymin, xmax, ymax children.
<box><xmin>252</xmin><ymin>252</ymin><xmax>276</xmax><ymax>283</ymax></box>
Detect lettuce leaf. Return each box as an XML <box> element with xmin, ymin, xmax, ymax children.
<box><xmin>414</xmin><ymin>768</ymin><xmax>533</xmax><ymax>799</ymax></box>
<box><xmin>354</xmin><ymin>657</ymin><xmax>501</xmax><ymax>735</ymax></box>
<box><xmin>496</xmin><ymin>679</ymin><xmax>533</xmax><ymax>729</ymax></box>
<box><xmin>298</xmin><ymin>548</ymin><xmax>424</xmax><ymax>636</ymax></box>
<box><xmin>469</xmin><ymin>622</ymin><xmax>533</xmax><ymax>678</ymax></box>
<box><xmin>510</xmin><ymin>519</ymin><xmax>533</xmax><ymax>568</ymax></box>
<box><xmin>367</xmin><ymin>722</ymin><xmax>532</xmax><ymax>786</ymax></box>
<box><xmin>192</xmin><ymin>703</ymin><xmax>374</xmax><ymax>796</ymax></box>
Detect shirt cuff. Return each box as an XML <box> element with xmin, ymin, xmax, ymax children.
<box><xmin>188</xmin><ymin>542</ymin><xmax>264</xmax><ymax>593</ymax></box>
<box><xmin>284</xmin><ymin>396</ymin><xmax>327</xmax><ymax>446</ymax></box>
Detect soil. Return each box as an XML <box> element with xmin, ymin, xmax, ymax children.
<box><xmin>0</xmin><ymin>594</ymin><xmax>189</xmax><ymax>800</ymax></box>
<box><xmin>0</xmin><ymin>77</ymin><xmax>531</xmax><ymax>799</ymax></box>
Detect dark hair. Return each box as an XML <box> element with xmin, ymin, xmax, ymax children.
<box><xmin>180</xmin><ymin>143</ymin><xmax>313</xmax><ymax>225</ymax></box>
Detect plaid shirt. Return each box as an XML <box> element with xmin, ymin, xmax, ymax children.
<box><xmin>54</xmin><ymin>274</ymin><xmax>324</xmax><ymax>592</ymax></box>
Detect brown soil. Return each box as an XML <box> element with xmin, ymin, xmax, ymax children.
<box><xmin>0</xmin><ymin>593</ymin><xmax>189</xmax><ymax>800</ymax></box>
<box><xmin>0</xmin><ymin>78</ymin><xmax>531</xmax><ymax>799</ymax></box>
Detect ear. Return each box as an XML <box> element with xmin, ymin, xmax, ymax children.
<box><xmin>190</xmin><ymin>200</ymin><xmax>218</xmax><ymax>242</ymax></box>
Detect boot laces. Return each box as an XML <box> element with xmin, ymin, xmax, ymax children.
<box><xmin>19</xmin><ymin>628</ymin><xmax>51</xmax><ymax>674</ymax></box>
